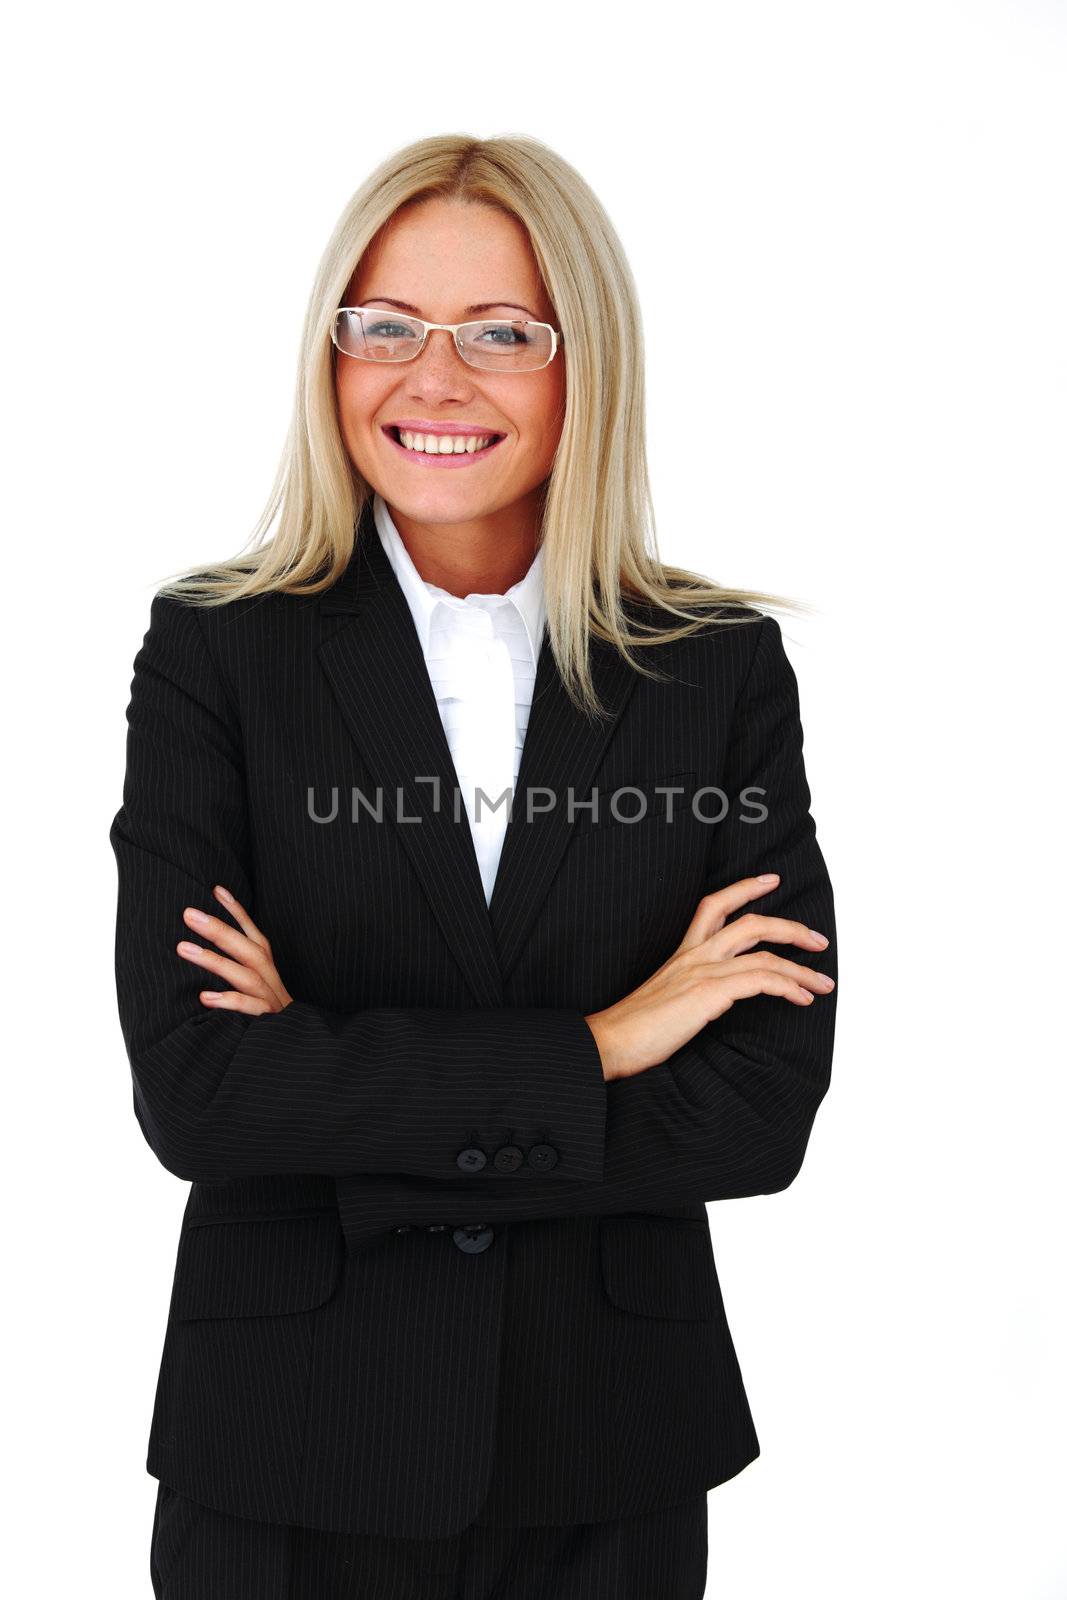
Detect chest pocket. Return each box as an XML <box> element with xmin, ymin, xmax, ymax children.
<box><xmin>171</xmin><ymin>1212</ymin><xmax>344</xmax><ymax>1321</ymax></box>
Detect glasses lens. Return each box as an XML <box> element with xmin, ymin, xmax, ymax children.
<box><xmin>457</xmin><ymin>320</ymin><xmax>555</xmax><ymax>371</ymax></box>
<box><xmin>333</xmin><ymin>309</ymin><xmax>423</xmax><ymax>361</ymax></box>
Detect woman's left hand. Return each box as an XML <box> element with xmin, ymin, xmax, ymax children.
<box><xmin>176</xmin><ymin>885</ymin><xmax>293</xmax><ymax>1015</ymax></box>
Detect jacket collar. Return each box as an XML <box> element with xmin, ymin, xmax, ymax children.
<box><xmin>316</xmin><ymin>498</ymin><xmax>638</xmax><ymax>1000</ymax></box>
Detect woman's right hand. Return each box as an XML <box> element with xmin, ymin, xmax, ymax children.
<box><xmin>584</xmin><ymin>872</ymin><xmax>834</xmax><ymax>1082</ymax></box>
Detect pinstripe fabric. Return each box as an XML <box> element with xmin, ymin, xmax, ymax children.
<box><xmin>110</xmin><ymin>497</ymin><xmax>837</xmax><ymax>1538</ymax></box>
<box><xmin>150</xmin><ymin>1482</ymin><xmax>289</xmax><ymax>1598</ymax></box>
<box><xmin>150</xmin><ymin>1478</ymin><xmax>708</xmax><ymax>1598</ymax></box>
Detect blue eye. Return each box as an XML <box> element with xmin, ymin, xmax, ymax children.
<box><xmin>476</xmin><ymin>324</ymin><xmax>530</xmax><ymax>348</ymax></box>
<box><xmin>366</xmin><ymin>320</ymin><xmax>416</xmax><ymax>339</ymax></box>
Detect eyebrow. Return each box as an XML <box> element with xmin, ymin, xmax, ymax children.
<box><xmin>358</xmin><ymin>295</ymin><xmax>542</xmax><ymax>321</ymax></box>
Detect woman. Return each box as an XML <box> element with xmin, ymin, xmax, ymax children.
<box><xmin>111</xmin><ymin>134</ymin><xmax>837</xmax><ymax>1600</ymax></box>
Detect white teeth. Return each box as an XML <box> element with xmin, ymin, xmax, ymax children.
<box><xmin>396</xmin><ymin>430</ymin><xmax>497</xmax><ymax>455</ymax></box>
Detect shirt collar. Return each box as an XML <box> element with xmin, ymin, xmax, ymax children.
<box><xmin>373</xmin><ymin>491</ymin><xmax>546</xmax><ymax>665</ymax></box>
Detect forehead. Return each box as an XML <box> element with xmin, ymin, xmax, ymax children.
<box><xmin>349</xmin><ymin>197</ymin><xmax>550</xmax><ymax>316</ymax></box>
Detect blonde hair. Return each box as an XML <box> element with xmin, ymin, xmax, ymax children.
<box><xmin>157</xmin><ymin>133</ymin><xmax>806</xmax><ymax>717</ymax></box>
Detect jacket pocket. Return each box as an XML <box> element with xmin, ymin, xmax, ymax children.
<box><xmin>599</xmin><ymin>1214</ymin><xmax>721</xmax><ymax>1321</ymax></box>
<box><xmin>171</xmin><ymin>1212</ymin><xmax>345</xmax><ymax>1321</ymax></box>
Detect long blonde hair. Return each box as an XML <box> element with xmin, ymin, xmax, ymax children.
<box><xmin>157</xmin><ymin>133</ymin><xmax>805</xmax><ymax>717</ymax></box>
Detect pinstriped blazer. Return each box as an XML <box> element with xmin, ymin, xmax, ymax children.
<box><xmin>109</xmin><ymin>496</ymin><xmax>837</xmax><ymax>1538</ymax></box>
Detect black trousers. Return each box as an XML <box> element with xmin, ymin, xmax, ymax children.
<box><xmin>149</xmin><ymin>1479</ymin><xmax>709</xmax><ymax>1600</ymax></box>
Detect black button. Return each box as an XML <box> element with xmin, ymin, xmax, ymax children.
<box><xmin>528</xmin><ymin>1143</ymin><xmax>559</xmax><ymax>1171</ymax></box>
<box><xmin>493</xmin><ymin>1144</ymin><xmax>524</xmax><ymax>1173</ymax></box>
<box><xmin>456</xmin><ymin>1146</ymin><xmax>487</xmax><ymax>1172</ymax></box>
<box><xmin>452</xmin><ymin>1224</ymin><xmax>494</xmax><ymax>1254</ymax></box>
<box><xmin>392</xmin><ymin>1225</ymin><xmax>413</xmax><ymax>1234</ymax></box>
<box><xmin>425</xmin><ymin>1224</ymin><xmax>447</xmax><ymax>1232</ymax></box>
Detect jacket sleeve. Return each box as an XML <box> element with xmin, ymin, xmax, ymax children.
<box><xmin>109</xmin><ymin>592</ymin><xmax>607</xmax><ymax>1186</ymax></box>
<box><xmin>332</xmin><ymin>614</ymin><xmax>838</xmax><ymax>1246</ymax></box>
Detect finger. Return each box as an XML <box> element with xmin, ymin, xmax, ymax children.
<box><xmin>709</xmin><ymin>951</ymin><xmax>835</xmax><ymax>993</ymax></box>
<box><xmin>177</xmin><ymin>940</ymin><xmax>275</xmax><ymax>1001</ymax></box>
<box><xmin>676</xmin><ymin>873</ymin><xmax>782</xmax><ymax>952</ymax></box>
<box><xmin>708</xmin><ymin>914</ymin><xmax>831</xmax><ymax>959</ymax></box>
<box><xmin>710</xmin><ymin>968</ymin><xmax>822</xmax><ymax>1012</ymax></box>
<box><xmin>180</xmin><ymin>909</ymin><xmax>288</xmax><ymax>1008</ymax></box>
<box><xmin>212</xmin><ymin>885</ymin><xmax>270</xmax><ymax>950</ymax></box>
<box><xmin>182</xmin><ymin>907</ymin><xmax>266</xmax><ymax>965</ymax></box>
<box><xmin>198</xmin><ymin>988</ymin><xmax>277</xmax><ymax>1016</ymax></box>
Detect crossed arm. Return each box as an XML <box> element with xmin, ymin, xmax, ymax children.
<box><xmin>111</xmin><ymin>595</ymin><xmax>836</xmax><ymax>1228</ymax></box>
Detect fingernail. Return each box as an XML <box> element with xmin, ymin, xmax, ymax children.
<box><xmin>177</xmin><ymin>941</ymin><xmax>199</xmax><ymax>955</ymax></box>
<box><xmin>817</xmin><ymin>975</ymin><xmax>835</xmax><ymax>988</ymax></box>
<box><xmin>215</xmin><ymin>885</ymin><xmax>234</xmax><ymax>903</ymax></box>
<box><xmin>185</xmin><ymin>908</ymin><xmax>208</xmax><ymax>926</ymax></box>
<box><xmin>809</xmin><ymin>930</ymin><xmax>829</xmax><ymax>946</ymax></box>
<box><xmin>756</xmin><ymin>873</ymin><xmax>779</xmax><ymax>883</ymax></box>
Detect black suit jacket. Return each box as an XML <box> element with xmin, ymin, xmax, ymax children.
<box><xmin>109</xmin><ymin>498</ymin><xmax>837</xmax><ymax>1538</ymax></box>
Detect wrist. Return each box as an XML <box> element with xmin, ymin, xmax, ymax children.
<box><xmin>583</xmin><ymin>1012</ymin><xmax>619</xmax><ymax>1082</ymax></box>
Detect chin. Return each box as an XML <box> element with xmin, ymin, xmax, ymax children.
<box><xmin>383</xmin><ymin>475</ymin><xmax>504</xmax><ymax>513</ymax></box>
<box><xmin>393</xmin><ymin>494</ymin><xmax>500</xmax><ymax>525</ymax></box>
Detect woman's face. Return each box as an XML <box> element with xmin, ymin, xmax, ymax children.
<box><xmin>334</xmin><ymin>197</ymin><xmax>566</xmax><ymax>530</ymax></box>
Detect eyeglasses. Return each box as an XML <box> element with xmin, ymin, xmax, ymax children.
<box><xmin>331</xmin><ymin>305</ymin><xmax>564</xmax><ymax>372</ymax></box>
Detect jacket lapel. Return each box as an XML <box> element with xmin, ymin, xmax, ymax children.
<box><xmin>317</xmin><ymin>500</ymin><xmax>638</xmax><ymax>1000</ymax></box>
<box><xmin>488</xmin><ymin>623</ymin><xmax>637</xmax><ymax>985</ymax></box>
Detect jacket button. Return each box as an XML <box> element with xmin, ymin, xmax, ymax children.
<box><xmin>528</xmin><ymin>1143</ymin><xmax>559</xmax><ymax>1171</ymax></box>
<box><xmin>456</xmin><ymin>1146</ymin><xmax>487</xmax><ymax>1172</ymax></box>
<box><xmin>452</xmin><ymin>1224</ymin><xmax>494</xmax><ymax>1254</ymax></box>
<box><xmin>493</xmin><ymin>1144</ymin><xmax>524</xmax><ymax>1172</ymax></box>
<box><xmin>425</xmin><ymin>1224</ymin><xmax>447</xmax><ymax>1232</ymax></box>
<box><xmin>392</xmin><ymin>1225</ymin><xmax>413</xmax><ymax>1234</ymax></box>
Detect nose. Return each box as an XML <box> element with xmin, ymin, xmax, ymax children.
<box><xmin>413</xmin><ymin>326</ymin><xmax>474</xmax><ymax>378</ymax></box>
<box><xmin>404</xmin><ymin>331</ymin><xmax>479</xmax><ymax>402</ymax></box>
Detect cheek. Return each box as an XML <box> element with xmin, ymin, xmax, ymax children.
<box><xmin>335</xmin><ymin>366</ymin><xmax>386</xmax><ymax>455</ymax></box>
<box><xmin>511</xmin><ymin>370</ymin><xmax>566</xmax><ymax>461</ymax></box>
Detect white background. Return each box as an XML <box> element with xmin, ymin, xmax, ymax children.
<box><xmin>4</xmin><ymin>2</ymin><xmax>1064</xmax><ymax>1595</ymax></box>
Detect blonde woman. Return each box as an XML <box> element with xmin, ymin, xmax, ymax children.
<box><xmin>111</xmin><ymin>133</ymin><xmax>837</xmax><ymax>1600</ymax></box>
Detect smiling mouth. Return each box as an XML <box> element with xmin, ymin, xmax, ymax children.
<box><xmin>383</xmin><ymin>425</ymin><xmax>506</xmax><ymax>456</ymax></box>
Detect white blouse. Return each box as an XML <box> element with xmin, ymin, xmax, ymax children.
<box><xmin>373</xmin><ymin>493</ymin><xmax>546</xmax><ymax>906</ymax></box>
